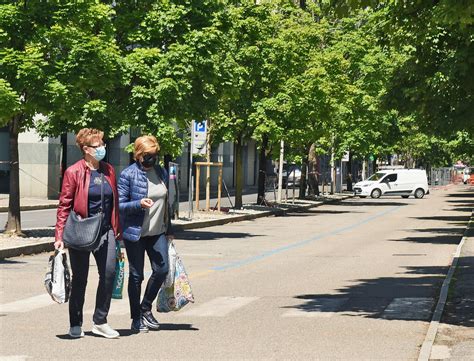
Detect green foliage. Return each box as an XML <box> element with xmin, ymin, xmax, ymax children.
<box><xmin>0</xmin><ymin>78</ymin><xmax>18</xmax><ymax>124</ymax></box>
<box><xmin>0</xmin><ymin>1</ymin><xmax>124</xmax><ymax>137</ymax></box>
<box><xmin>1</xmin><ymin>0</ymin><xmax>472</xmax><ymax>167</ymax></box>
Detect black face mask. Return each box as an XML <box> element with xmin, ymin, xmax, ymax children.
<box><xmin>141</xmin><ymin>154</ymin><xmax>157</xmax><ymax>168</ymax></box>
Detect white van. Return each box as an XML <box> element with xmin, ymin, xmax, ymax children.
<box><xmin>354</xmin><ymin>169</ymin><xmax>429</xmax><ymax>199</ymax></box>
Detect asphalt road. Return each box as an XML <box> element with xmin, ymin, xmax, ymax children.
<box><xmin>0</xmin><ymin>185</ymin><xmax>472</xmax><ymax>360</ymax></box>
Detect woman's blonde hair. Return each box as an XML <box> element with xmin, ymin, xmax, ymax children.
<box><xmin>76</xmin><ymin>128</ymin><xmax>104</xmax><ymax>154</ymax></box>
<box><xmin>133</xmin><ymin>135</ymin><xmax>160</xmax><ymax>161</ymax></box>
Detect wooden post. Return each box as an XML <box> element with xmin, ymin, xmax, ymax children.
<box><xmin>195</xmin><ymin>164</ymin><xmax>201</xmax><ymax>211</ymax></box>
<box><xmin>194</xmin><ymin>162</ymin><xmax>223</xmax><ymax>212</ymax></box>
<box><xmin>205</xmin><ymin>161</ymin><xmax>211</xmax><ymax>211</ymax></box>
<box><xmin>206</xmin><ymin>119</ymin><xmax>211</xmax><ymax>211</ymax></box>
<box><xmin>218</xmin><ymin>164</ymin><xmax>222</xmax><ymax>212</ymax></box>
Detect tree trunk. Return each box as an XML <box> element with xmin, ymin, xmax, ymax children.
<box><xmin>60</xmin><ymin>133</ymin><xmax>67</xmax><ymax>189</ymax></box>
<box><xmin>347</xmin><ymin>151</ymin><xmax>353</xmax><ymax>191</ymax></box>
<box><xmin>257</xmin><ymin>134</ymin><xmax>268</xmax><ymax>205</ymax></box>
<box><xmin>308</xmin><ymin>143</ymin><xmax>319</xmax><ymax>197</ymax></box>
<box><xmin>234</xmin><ymin>138</ymin><xmax>243</xmax><ymax>209</ymax></box>
<box><xmin>299</xmin><ymin>150</ymin><xmax>309</xmax><ymax>199</ymax></box>
<box><xmin>5</xmin><ymin>115</ymin><xmax>24</xmax><ymax>236</ymax></box>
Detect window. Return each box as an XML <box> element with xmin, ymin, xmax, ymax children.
<box><xmin>368</xmin><ymin>172</ymin><xmax>386</xmax><ymax>181</ymax></box>
<box><xmin>383</xmin><ymin>173</ymin><xmax>397</xmax><ymax>182</ymax></box>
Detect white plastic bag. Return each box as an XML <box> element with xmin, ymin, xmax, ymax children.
<box><xmin>44</xmin><ymin>250</ymin><xmax>71</xmax><ymax>304</ymax></box>
<box><xmin>163</xmin><ymin>241</ymin><xmax>177</xmax><ymax>288</ymax></box>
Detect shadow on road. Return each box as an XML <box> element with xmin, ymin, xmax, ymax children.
<box><xmin>446</xmin><ymin>207</ymin><xmax>474</xmax><ymax>213</ymax></box>
<box><xmin>283</xmin><ymin>265</ymin><xmax>448</xmax><ymax>321</ymax></box>
<box><xmin>413</xmin><ymin>227</ymin><xmax>467</xmax><ymax>235</ymax></box>
<box><xmin>338</xmin><ymin>201</ymin><xmax>410</xmax><ymax>207</ymax></box>
<box><xmin>391</xmin><ymin>235</ymin><xmax>463</xmax><ymax>245</ymax></box>
<box><xmin>412</xmin><ymin>215</ymin><xmax>471</xmax><ymax>223</ymax></box>
<box><xmin>285</xmin><ymin>209</ymin><xmax>363</xmax><ymax>217</ymax></box>
<box><xmin>175</xmin><ymin>230</ymin><xmax>261</xmax><ymax>241</ymax></box>
<box><xmin>0</xmin><ymin>259</ymin><xmax>26</xmax><ymax>265</ymax></box>
<box><xmin>446</xmin><ymin>200</ymin><xmax>474</xmax><ymax>205</ymax></box>
<box><xmin>158</xmin><ymin>323</ymin><xmax>199</xmax><ymax>331</ymax></box>
<box><xmin>446</xmin><ymin>192</ymin><xmax>474</xmax><ymax>198</ymax></box>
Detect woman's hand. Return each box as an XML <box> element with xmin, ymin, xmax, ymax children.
<box><xmin>140</xmin><ymin>198</ymin><xmax>154</xmax><ymax>208</ymax></box>
<box><xmin>166</xmin><ymin>234</ymin><xmax>174</xmax><ymax>242</ymax></box>
<box><xmin>54</xmin><ymin>240</ymin><xmax>64</xmax><ymax>250</ymax></box>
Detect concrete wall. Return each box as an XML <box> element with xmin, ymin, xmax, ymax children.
<box><xmin>18</xmin><ymin>130</ymin><xmax>61</xmax><ymax>199</ymax></box>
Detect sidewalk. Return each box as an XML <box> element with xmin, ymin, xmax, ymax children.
<box><xmin>0</xmin><ymin>194</ymin><xmax>58</xmax><ymax>212</ymax></box>
<box><xmin>429</xmin><ymin>210</ymin><xmax>474</xmax><ymax>360</ymax></box>
<box><xmin>0</xmin><ymin>193</ymin><xmax>351</xmax><ymax>259</ymax></box>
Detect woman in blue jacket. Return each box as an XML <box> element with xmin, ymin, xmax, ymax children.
<box><xmin>118</xmin><ymin>135</ymin><xmax>174</xmax><ymax>333</ymax></box>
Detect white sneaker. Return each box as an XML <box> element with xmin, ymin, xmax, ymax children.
<box><xmin>92</xmin><ymin>323</ymin><xmax>120</xmax><ymax>339</ymax></box>
<box><xmin>68</xmin><ymin>326</ymin><xmax>84</xmax><ymax>338</ymax></box>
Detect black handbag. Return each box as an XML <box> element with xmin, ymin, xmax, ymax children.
<box><xmin>63</xmin><ymin>173</ymin><xmax>105</xmax><ymax>252</ymax></box>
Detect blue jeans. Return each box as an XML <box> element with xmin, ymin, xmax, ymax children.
<box><xmin>124</xmin><ymin>233</ymin><xmax>169</xmax><ymax>320</ymax></box>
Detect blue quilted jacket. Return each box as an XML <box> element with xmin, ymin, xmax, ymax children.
<box><xmin>118</xmin><ymin>162</ymin><xmax>173</xmax><ymax>242</ymax></box>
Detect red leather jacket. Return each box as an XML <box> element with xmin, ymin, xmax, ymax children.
<box><xmin>55</xmin><ymin>159</ymin><xmax>121</xmax><ymax>241</ymax></box>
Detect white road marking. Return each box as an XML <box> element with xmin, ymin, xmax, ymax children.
<box><xmin>85</xmin><ymin>298</ymin><xmax>130</xmax><ymax>316</ymax></box>
<box><xmin>0</xmin><ymin>356</ymin><xmax>31</xmax><ymax>361</ymax></box>
<box><xmin>178</xmin><ymin>296</ymin><xmax>259</xmax><ymax>317</ymax></box>
<box><xmin>282</xmin><ymin>298</ymin><xmax>349</xmax><ymax>318</ymax></box>
<box><xmin>382</xmin><ymin>297</ymin><xmax>434</xmax><ymax>320</ymax></box>
<box><xmin>0</xmin><ymin>294</ymin><xmax>53</xmax><ymax>313</ymax></box>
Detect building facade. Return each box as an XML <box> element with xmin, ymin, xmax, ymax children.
<box><xmin>0</xmin><ymin>128</ymin><xmax>258</xmax><ymax>199</ymax></box>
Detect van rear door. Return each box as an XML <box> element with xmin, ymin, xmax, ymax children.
<box><xmin>395</xmin><ymin>171</ymin><xmax>414</xmax><ymax>195</ymax></box>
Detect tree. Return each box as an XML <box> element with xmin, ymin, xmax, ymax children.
<box><xmin>0</xmin><ymin>1</ymin><xmax>123</xmax><ymax>235</ymax></box>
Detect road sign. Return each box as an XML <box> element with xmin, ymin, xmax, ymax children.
<box><xmin>341</xmin><ymin>151</ymin><xmax>350</xmax><ymax>162</ymax></box>
<box><xmin>192</xmin><ymin>120</ymin><xmax>207</xmax><ymax>155</ymax></box>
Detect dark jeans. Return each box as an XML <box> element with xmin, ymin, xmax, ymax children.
<box><xmin>124</xmin><ymin>233</ymin><xmax>169</xmax><ymax>320</ymax></box>
<box><xmin>68</xmin><ymin>230</ymin><xmax>116</xmax><ymax>327</ymax></box>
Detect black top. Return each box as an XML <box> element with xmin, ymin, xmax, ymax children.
<box><xmin>88</xmin><ymin>169</ymin><xmax>113</xmax><ymax>229</ymax></box>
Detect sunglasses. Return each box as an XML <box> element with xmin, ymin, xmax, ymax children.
<box><xmin>87</xmin><ymin>144</ymin><xmax>106</xmax><ymax>149</ymax></box>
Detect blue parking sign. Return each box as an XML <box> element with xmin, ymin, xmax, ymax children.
<box><xmin>194</xmin><ymin>120</ymin><xmax>206</xmax><ymax>133</ymax></box>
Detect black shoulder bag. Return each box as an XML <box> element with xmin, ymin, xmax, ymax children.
<box><xmin>63</xmin><ymin>173</ymin><xmax>105</xmax><ymax>252</ymax></box>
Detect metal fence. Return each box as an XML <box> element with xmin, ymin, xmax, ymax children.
<box><xmin>430</xmin><ymin>167</ymin><xmax>453</xmax><ymax>186</ymax></box>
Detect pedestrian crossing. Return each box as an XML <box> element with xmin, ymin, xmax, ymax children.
<box><xmin>0</xmin><ymin>294</ymin><xmax>52</xmax><ymax>313</ymax></box>
<box><xmin>1</xmin><ymin>294</ymin><xmax>435</xmax><ymax>321</ymax></box>
<box><xmin>178</xmin><ymin>296</ymin><xmax>259</xmax><ymax>317</ymax></box>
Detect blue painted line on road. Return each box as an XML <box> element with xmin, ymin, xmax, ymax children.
<box><xmin>211</xmin><ymin>205</ymin><xmax>402</xmax><ymax>272</ymax></box>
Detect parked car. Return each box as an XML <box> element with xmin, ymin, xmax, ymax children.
<box><xmin>276</xmin><ymin>165</ymin><xmax>301</xmax><ymax>187</ymax></box>
<box><xmin>353</xmin><ymin>169</ymin><xmax>429</xmax><ymax>199</ymax></box>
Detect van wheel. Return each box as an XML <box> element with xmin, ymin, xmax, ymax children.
<box><xmin>414</xmin><ymin>188</ymin><xmax>425</xmax><ymax>199</ymax></box>
<box><xmin>371</xmin><ymin>189</ymin><xmax>382</xmax><ymax>199</ymax></box>
<box><xmin>401</xmin><ymin>195</ymin><xmax>409</xmax><ymax>199</ymax></box>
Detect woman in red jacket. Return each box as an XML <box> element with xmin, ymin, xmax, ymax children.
<box><xmin>54</xmin><ymin>128</ymin><xmax>121</xmax><ymax>339</ymax></box>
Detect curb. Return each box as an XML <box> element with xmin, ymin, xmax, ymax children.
<box><xmin>0</xmin><ymin>241</ymin><xmax>55</xmax><ymax>259</ymax></box>
<box><xmin>417</xmin><ymin>210</ymin><xmax>474</xmax><ymax>361</ymax></box>
<box><xmin>0</xmin><ymin>195</ymin><xmax>351</xmax><ymax>260</ymax></box>
<box><xmin>0</xmin><ymin>204</ymin><xmax>59</xmax><ymax>213</ymax></box>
